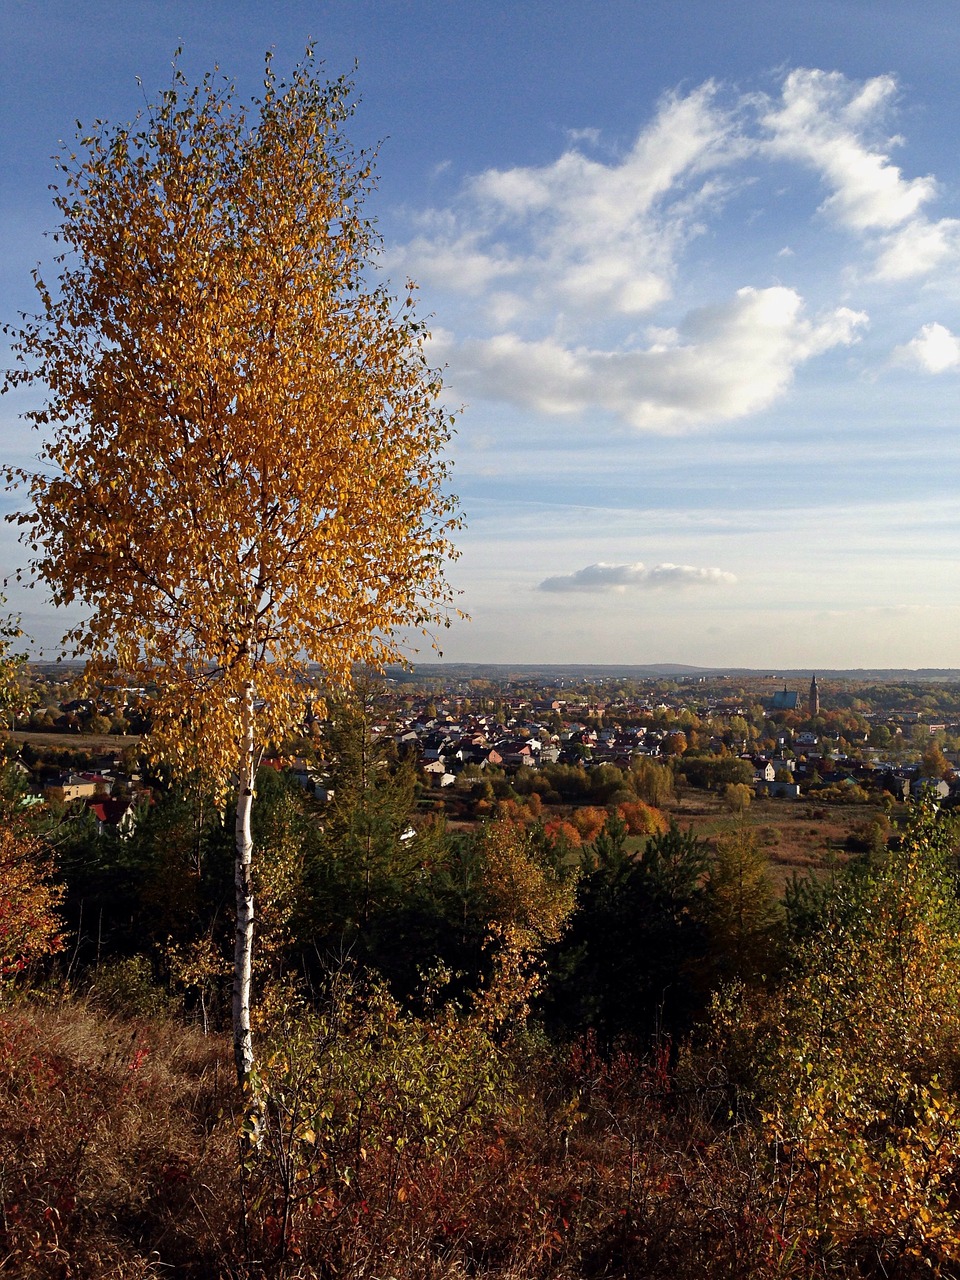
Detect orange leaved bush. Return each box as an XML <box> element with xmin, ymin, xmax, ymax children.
<box><xmin>617</xmin><ymin>799</ymin><xmax>667</xmax><ymax>836</ymax></box>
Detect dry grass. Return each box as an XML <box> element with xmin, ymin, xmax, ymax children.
<box><xmin>8</xmin><ymin>729</ymin><xmax>141</xmax><ymax>752</ymax></box>
<box><xmin>0</xmin><ymin>991</ymin><xmax>771</xmax><ymax>1279</ymax></box>
<box><xmin>671</xmin><ymin>793</ymin><xmax>879</xmax><ymax>892</ymax></box>
<box><xmin>0</xmin><ymin>995</ymin><xmax>237</xmax><ymax>1278</ymax></box>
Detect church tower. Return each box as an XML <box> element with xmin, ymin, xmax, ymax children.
<box><xmin>809</xmin><ymin>673</ymin><xmax>820</xmax><ymax>718</ymax></box>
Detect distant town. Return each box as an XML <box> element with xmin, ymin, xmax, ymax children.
<box><xmin>10</xmin><ymin>663</ymin><xmax>960</xmax><ymax>845</ymax></box>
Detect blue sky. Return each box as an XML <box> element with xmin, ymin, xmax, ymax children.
<box><xmin>4</xmin><ymin>1</ymin><xmax>960</xmax><ymax>668</ymax></box>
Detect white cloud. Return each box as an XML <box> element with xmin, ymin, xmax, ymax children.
<box><xmin>874</xmin><ymin>217</ymin><xmax>960</xmax><ymax>281</ymax></box>
<box><xmin>451</xmin><ymin>286</ymin><xmax>867</xmax><ymax>431</ymax></box>
<box><xmin>538</xmin><ymin>561</ymin><xmax>737</xmax><ymax>592</ymax></box>
<box><xmin>763</xmin><ymin>69</ymin><xmax>935</xmax><ymax>233</ymax></box>
<box><xmin>893</xmin><ymin>322</ymin><xmax>960</xmax><ymax>373</ymax></box>
<box><xmin>399</xmin><ymin>67</ymin><xmax>956</xmax><ymax>442</ymax></box>
<box><xmin>564</xmin><ymin>126</ymin><xmax>601</xmax><ymax>147</ymax></box>
<box><xmin>393</xmin><ymin>82</ymin><xmax>740</xmax><ymax>327</ymax></box>
<box><xmin>646</xmin><ymin>563</ymin><xmax>739</xmax><ymax>587</ymax></box>
<box><xmin>387</xmin><ymin>230</ymin><xmax>519</xmax><ymax>295</ymax></box>
<box><xmin>762</xmin><ymin>68</ymin><xmax>960</xmax><ymax>282</ymax></box>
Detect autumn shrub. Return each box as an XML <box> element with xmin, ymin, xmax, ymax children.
<box><xmin>0</xmin><ymin>818</ymin><xmax>65</xmax><ymax>984</ymax></box>
<box><xmin>237</xmin><ymin>963</ymin><xmax>826</xmax><ymax>1279</ymax></box>
<box><xmin>616</xmin><ymin>798</ymin><xmax>667</xmax><ymax>836</ymax></box>
<box><xmin>712</xmin><ymin>798</ymin><xmax>960</xmax><ymax>1274</ymax></box>
<box><xmin>5</xmin><ymin>974</ymin><xmax>943</xmax><ymax>1278</ymax></box>
<box><xmin>845</xmin><ymin>812</ymin><xmax>892</xmax><ymax>854</ymax></box>
<box><xmin>494</xmin><ymin>795</ymin><xmax>540</xmax><ymax>827</ymax></box>
<box><xmin>508</xmin><ymin>1031</ymin><xmax>816</xmax><ymax>1280</ymax></box>
<box><xmin>808</xmin><ymin>782</ymin><xmax>871</xmax><ymax>805</ymax></box>
<box><xmin>722</xmin><ymin>780</ymin><xmax>753</xmax><ymax>814</ymax></box>
<box><xmin>543</xmin><ymin>817</ymin><xmax>582</xmax><ymax>849</ymax></box>
<box><xmin>569</xmin><ymin>806</ymin><xmax>607</xmax><ymax>843</ymax></box>
<box><xmin>240</xmin><ymin>964</ymin><xmax>532</xmax><ymax>1274</ymax></box>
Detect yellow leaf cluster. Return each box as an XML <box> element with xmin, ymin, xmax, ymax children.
<box><xmin>6</xmin><ymin>51</ymin><xmax>461</xmax><ymax>785</ymax></box>
<box><xmin>755</xmin><ymin>805</ymin><xmax>960</xmax><ymax>1264</ymax></box>
<box><xmin>474</xmin><ymin>819</ymin><xmax>577</xmax><ymax>949</ymax></box>
<box><xmin>0</xmin><ymin>822</ymin><xmax>65</xmax><ymax>982</ymax></box>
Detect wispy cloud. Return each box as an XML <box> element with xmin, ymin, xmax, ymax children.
<box><xmin>761</xmin><ymin>68</ymin><xmax>960</xmax><ymax>281</ymax></box>
<box><xmin>538</xmin><ymin>561</ymin><xmax>738</xmax><ymax>592</ymax></box>
<box><xmin>762</xmin><ymin>70</ymin><xmax>934</xmax><ymax>232</ymax></box>
<box><xmin>398</xmin><ymin>67</ymin><xmax>955</xmax><ymax>438</ymax></box>
<box><xmin>378</xmin><ymin>63</ymin><xmax>960</xmax><ymax>664</ymax></box>
<box><xmin>874</xmin><ymin>216</ymin><xmax>960</xmax><ymax>281</ymax></box>
<box><xmin>394</xmin><ymin>81</ymin><xmax>739</xmax><ymax>331</ymax></box>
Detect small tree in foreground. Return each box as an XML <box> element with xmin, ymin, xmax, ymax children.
<box><xmin>0</xmin><ymin>817</ymin><xmax>65</xmax><ymax>984</ymax></box>
<box><xmin>6</xmin><ymin>51</ymin><xmax>460</xmax><ymax>1083</ymax></box>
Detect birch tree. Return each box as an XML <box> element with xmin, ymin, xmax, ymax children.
<box><xmin>5</xmin><ymin>51</ymin><xmax>460</xmax><ymax>1084</ymax></box>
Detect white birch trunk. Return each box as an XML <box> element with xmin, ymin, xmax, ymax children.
<box><xmin>233</xmin><ymin>680</ymin><xmax>256</xmax><ymax>1086</ymax></box>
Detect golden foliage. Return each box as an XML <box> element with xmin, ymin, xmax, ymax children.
<box><xmin>568</xmin><ymin>806</ymin><xmax>607</xmax><ymax>843</ymax></box>
<box><xmin>722</xmin><ymin>781</ymin><xmax>752</xmax><ymax>814</ymax></box>
<box><xmin>6</xmin><ymin>50</ymin><xmax>461</xmax><ymax>783</ymax></box>
<box><xmin>752</xmin><ymin>804</ymin><xmax>960</xmax><ymax>1267</ymax></box>
<box><xmin>0</xmin><ymin>822</ymin><xmax>65</xmax><ymax>982</ymax></box>
<box><xmin>0</xmin><ymin>604</ymin><xmax>31</xmax><ymax>730</ymax></box>
<box><xmin>475</xmin><ymin>819</ymin><xmax>577</xmax><ymax>950</ymax></box>
<box><xmin>616</xmin><ymin>799</ymin><xmax>667</xmax><ymax>836</ymax></box>
<box><xmin>542</xmin><ymin>817</ymin><xmax>583</xmax><ymax>849</ymax></box>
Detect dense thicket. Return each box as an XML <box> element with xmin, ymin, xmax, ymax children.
<box><xmin>6</xmin><ymin>714</ymin><xmax>960</xmax><ymax>1276</ymax></box>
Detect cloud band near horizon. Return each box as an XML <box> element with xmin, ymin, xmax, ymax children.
<box><xmin>538</xmin><ymin>561</ymin><xmax>738</xmax><ymax>592</ymax></box>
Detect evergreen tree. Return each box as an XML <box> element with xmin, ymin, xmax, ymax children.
<box><xmin>545</xmin><ymin>821</ymin><xmax>711</xmax><ymax>1046</ymax></box>
<box><xmin>307</xmin><ymin>690</ymin><xmax>424</xmax><ymax>983</ymax></box>
<box><xmin>703</xmin><ymin>823</ymin><xmax>780</xmax><ymax>987</ymax></box>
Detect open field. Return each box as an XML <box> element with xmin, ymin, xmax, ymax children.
<box><xmin>671</xmin><ymin>793</ymin><xmax>887</xmax><ymax>890</ymax></box>
<box><xmin>445</xmin><ymin>791</ymin><xmax>885</xmax><ymax>893</ymax></box>
<box><xmin>7</xmin><ymin>729</ymin><xmax>140</xmax><ymax>752</ymax></box>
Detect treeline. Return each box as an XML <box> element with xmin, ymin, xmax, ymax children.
<box><xmin>40</xmin><ymin>735</ymin><xmax>682</xmax><ymax>1037</ymax></box>
<box><xmin>459</xmin><ymin>755</ymin><xmax>676</xmax><ymax>810</ymax></box>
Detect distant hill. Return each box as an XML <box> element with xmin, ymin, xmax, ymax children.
<box><xmin>387</xmin><ymin>664</ymin><xmax>960</xmax><ymax>684</ymax></box>
<box><xmin>29</xmin><ymin>659</ymin><xmax>960</xmax><ymax>685</ymax></box>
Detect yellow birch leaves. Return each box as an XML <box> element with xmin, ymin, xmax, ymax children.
<box><xmin>6</xmin><ymin>50</ymin><xmax>461</xmax><ymax>780</ymax></box>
